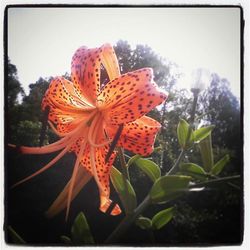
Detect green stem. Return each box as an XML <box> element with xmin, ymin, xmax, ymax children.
<box><xmin>190</xmin><ymin>175</ymin><xmax>240</xmax><ymax>188</ymax></box>
<box><xmin>184</xmin><ymin>91</ymin><xmax>198</xmax><ymax>147</ymax></box>
<box><xmin>117</xmin><ymin>147</ymin><xmax>130</xmax><ymax>181</ymax></box>
<box><xmin>105</xmin><ymin>195</ymin><xmax>151</xmax><ymax>243</ymax></box>
<box><xmin>180</xmin><ymin>170</ymin><xmax>240</xmax><ymax>190</ymax></box>
<box><xmin>209</xmin><ymin>174</ymin><xmax>240</xmax><ymax>190</ymax></box>
<box><xmin>190</xmin><ymin>91</ymin><xmax>199</xmax><ymax>126</ymax></box>
<box><xmin>116</xmin><ymin>147</ymin><xmax>132</xmax><ymax>216</ymax></box>
<box><xmin>166</xmin><ymin>149</ymin><xmax>185</xmax><ymax>175</ymax></box>
<box><xmin>167</xmin><ymin>91</ymin><xmax>199</xmax><ymax>175</ymax></box>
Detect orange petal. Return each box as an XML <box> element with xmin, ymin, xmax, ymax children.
<box><xmin>46</xmin><ymin>166</ymin><xmax>92</xmax><ymax>218</ymax></box>
<box><xmin>71</xmin><ymin>44</ymin><xmax>120</xmax><ymax>105</ymax></box>
<box><xmin>100</xmin><ymin>43</ymin><xmax>120</xmax><ymax>82</ymax></box>
<box><xmin>54</xmin><ymin>116</ymin><xmax>86</xmax><ymax>135</ymax></box>
<box><xmin>98</xmin><ymin>68</ymin><xmax>168</xmax><ymax>124</ymax></box>
<box><xmin>42</xmin><ymin>77</ymin><xmax>96</xmax><ymax>134</ymax></box>
<box><xmin>79</xmin><ymin>144</ymin><xmax>115</xmax><ymax>191</ymax></box>
<box><xmin>42</xmin><ymin>76</ymin><xmax>94</xmax><ymax>111</ymax></box>
<box><xmin>106</xmin><ymin>116</ymin><xmax>161</xmax><ymax>156</ymax></box>
<box><xmin>11</xmin><ymin>142</ymin><xmax>72</xmax><ymax>188</ymax></box>
<box><xmin>100</xmin><ymin>194</ymin><xmax>122</xmax><ymax>216</ymax></box>
<box><xmin>78</xmin><ymin>144</ymin><xmax>120</xmax><ymax>215</ymax></box>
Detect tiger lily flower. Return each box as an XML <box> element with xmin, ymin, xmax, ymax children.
<box><xmin>10</xmin><ymin>44</ymin><xmax>168</xmax><ymax>219</ymax></box>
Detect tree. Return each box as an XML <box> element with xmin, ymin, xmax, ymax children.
<box><xmin>114</xmin><ymin>40</ymin><xmax>178</xmax><ymax>90</ymax></box>
<box><xmin>6</xmin><ymin>59</ymin><xmax>25</xmax><ymax>143</ymax></box>
<box><xmin>198</xmin><ymin>74</ymin><xmax>241</xmax><ymax>175</ymax></box>
<box><xmin>21</xmin><ymin>77</ymin><xmax>51</xmax><ymax>122</ymax></box>
<box><xmin>200</xmin><ymin>74</ymin><xmax>240</xmax><ymax>150</ymax></box>
<box><xmin>7</xmin><ymin>58</ymin><xmax>24</xmax><ymax>108</ymax></box>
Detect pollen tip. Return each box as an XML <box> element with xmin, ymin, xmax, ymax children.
<box><xmin>111</xmin><ymin>204</ymin><xmax>122</xmax><ymax>216</ymax></box>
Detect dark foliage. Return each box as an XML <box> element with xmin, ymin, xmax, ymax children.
<box><xmin>5</xmin><ymin>41</ymin><xmax>242</xmax><ymax>245</ymax></box>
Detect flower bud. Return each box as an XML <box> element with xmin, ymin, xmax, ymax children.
<box><xmin>191</xmin><ymin>68</ymin><xmax>211</xmax><ymax>93</ymax></box>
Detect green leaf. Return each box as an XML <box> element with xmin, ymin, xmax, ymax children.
<box><xmin>177</xmin><ymin>119</ymin><xmax>194</xmax><ymax>148</ymax></box>
<box><xmin>71</xmin><ymin>212</ymin><xmax>94</xmax><ymax>244</ymax></box>
<box><xmin>194</xmin><ymin>125</ymin><xmax>215</xmax><ymax>142</ymax></box>
<box><xmin>180</xmin><ymin>163</ymin><xmax>207</xmax><ymax>180</ymax></box>
<box><xmin>136</xmin><ymin>216</ymin><xmax>152</xmax><ymax>230</ymax></box>
<box><xmin>149</xmin><ymin>175</ymin><xmax>191</xmax><ymax>204</ymax></box>
<box><xmin>7</xmin><ymin>226</ymin><xmax>26</xmax><ymax>244</ymax></box>
<box><xmin>180</xmin><ymin>163</ymin><xmax>206</xmax><ymax>175</ymax></box>
<box><xmin>211</xmin><ymin>154</ymin><xmax>230</xmax><ymax>175</ymax></box>
<box><xmin>110</xmin><ymin>166</ymin><xmax>137</xmax><ymax>214</ymax></box>
<box><xmin>127</xmin><ymin>154</ymin><xmax>141</xmax><ymax>167</ymax></box>
<box><xmin>152</xmin><ymin>207</ymin><xmax>174</xmax><ymax>230</ymax></box>
<box><xmin>199</xmin><ymin>134</ymin><xmax>214</xmax><ymax>172</ymax></box>
<box><xmin>61</xmin><ymin>235</ymin><xmax>72</xmax><ymax>244</ymax></box>
<box><xmin>135</xmin><ymin>158</ymin><xmax>161</xmax><ymax>182</ymax></box>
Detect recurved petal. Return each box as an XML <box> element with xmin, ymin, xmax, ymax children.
<box><xmin>42</xmin><ymin>77</ymin><xmax>94</xmax><ymax>111</ymax></box>
<box><xmin>97</xmin><ymin>68</ymin><xmax>168</xmax><ymax>125</ymax></box>
<box><xmin>100</xmin><ymin>43</ymin><xmax>120</xmax><ymax>82</ymax></box>
<box><xmin>77</xmin><ymin>144</ymin><xmax>121</xmax><ymax>215</ymax></box>
<box><xmin>71</xmin><ymin>44</ymin><xmax>120</xmax><ymax>105</ymax></box>
<box><xmin>42</xmin><ymin>77</ymin><xmax>95</xmax><ymax>134</ymax></box>
<box><xmin>106</xmin><ymin>116</ymin><xmax>161</xmax><ymax>156</ymax></box>
<box><xmin>100</xmin><ymin>194</ymin><xmax>122</xmax><ymax>216</ymax></box>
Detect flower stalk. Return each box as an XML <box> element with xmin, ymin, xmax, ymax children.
<box><xmin>167</xmin><ymin>89</ymin><xmax>199</xmax><ymax>175</ymax></box>
<box><xmin>105</xmin><ymin>89</ymin><xmax>216</xmax><ymax>243</ymax></box>
<box><xmin>190</xmin><ymin>175</ymin><xmax>240</xmax><ymax>188</ymax></box>
<box><xmin>117</xmin><ymin>147</ymin><xmax>130</xmax><ymax>182</ymax></box>
<box><xmin>105</xmin><ymin>195</ymin><xmax>151</xmax><ymax>243</ymax></box>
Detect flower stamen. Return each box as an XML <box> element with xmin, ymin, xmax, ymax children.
<box><xmin>66</xmin><ymin>139</ymin><xmax>87</xmax><ymax>221</ymax></box>
<box><xmin>90</xmin><ymin>146</ymin><xmax>105</xmax><ymax>194</ymax></box>
<box><xmin>88</xmin><ymin>113</ymin><xmax>111</xmax><ymax>148</ymax></box>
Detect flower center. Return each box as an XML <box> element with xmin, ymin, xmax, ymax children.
<box><xmin>87</xmin><ymin>111</ymin><xmax>110</xmax><ymax>148</ymax></box>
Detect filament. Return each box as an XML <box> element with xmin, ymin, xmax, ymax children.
<box><xmin>12</xmin><ymin>118</ymin><xmax>89</xmax><ymax>188</ymax></box>
<box><xmin>11</xmin><ymin>142</ymin><xmax>74</xmax><ymax>188</ymax></box>
<box><xmin>16</xmin><ymin>135</ymin><xmax>71</xmax><ymax>155</ymax></box>
<box><xmin>90</xmin><ymin>146</ymin><xmax>105</xmax><ymax>195</ymax></box>
<box><xmin>88</xmin><ymin>114</ymin><xmax>111</xmax><ymax>148</ymax></box>
<box><xmin>65</xmin><ymin>139</ymin><xmax>87</xmax><ymax>221</ymax></box>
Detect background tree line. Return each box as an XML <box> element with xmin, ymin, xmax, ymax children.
<box><xmin>6</xmin><ymin>40</ymin><xmax>242</xmax><ymax>244</ymax></box>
